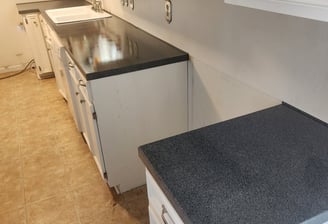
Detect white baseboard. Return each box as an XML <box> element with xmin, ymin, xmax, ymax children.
<box><xmin>0</xmin><ymin>64</ymin><xmax>26</xmax><ymax>74</ymax></box>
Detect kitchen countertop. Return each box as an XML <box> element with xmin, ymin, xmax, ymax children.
<box><xmin>17</xmin><ymin>0</ymin><xmax>188</xmax><ymax>80</ymax></box>
<box><xmin>139</xmin><ymin>103</ymin><xmax>328</xmax><ymax>224</ymax></box>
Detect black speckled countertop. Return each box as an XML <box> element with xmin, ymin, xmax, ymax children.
<box><xmin>139</xmin><ymin>103</ymin><xmax>328</xmax><ymax>224</ymax></box>
<box><xmin>17</xmin><ymin>0</ymin><xmax>188</xmax><ymax>80</ymax></box>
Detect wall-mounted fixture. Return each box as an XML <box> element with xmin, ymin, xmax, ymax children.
<box><xmin>129</xmin><ymin>0</ymin><xmax>134</xmax><ymax>10</ymax></box>
<box><xmin>121</xmin><ymin>0</ymin><xmax>128</xmax><ymax>7</ymax></box>
<box><xmin>165</xmin><ymin>0</ymin><xmax>172</xmax><ymax>23</ymax></box>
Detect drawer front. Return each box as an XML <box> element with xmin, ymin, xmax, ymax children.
<box><xmin>146</xmin><ymin>170</ymin><xmax>184</xmax><ymax>224</ymax></box>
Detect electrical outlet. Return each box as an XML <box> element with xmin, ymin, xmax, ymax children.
<box><xmin>129</xmin><ymin>0</ymin><xmax>134</xmax><ymax>10</ymax></box>
<box><xmin>165</xmin><ymin>0</ymin><xmax>172</xmax><ymax>23</ymax></box>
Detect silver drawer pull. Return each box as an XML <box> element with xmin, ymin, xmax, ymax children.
<box><xmin>161</xmin><ymin>205</ymin><xmax>175</xmax><ymax>224</ymax></box>
<box><xmin>68</xmin><ymin>62</ymin><xmax>74</xmax><ymax>68</ymax></box>
<box><xmin>79</xmin><ymin>80</ymin><xmax>86</xmax><ymax>87</ymax></box>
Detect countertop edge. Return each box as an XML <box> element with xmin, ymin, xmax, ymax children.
<box><xmin>86</xmin><ymin>54</ymin><xmax>189</xmax><ymax>81</ymax></box>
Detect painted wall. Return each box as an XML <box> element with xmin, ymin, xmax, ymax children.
<box><xmin>102</xmin><ymin>0</ymin><xmax>328</xmax><ymax>127</ymax></box>
<box><xmin>15</xmin><ymin>0</ymin><xmax>51</xmax><ymax>3</ymax></box>
<box><xmin>0</xmin><ymin>1</ymin><xmax>34</xmax><ymax>72</ymax></box>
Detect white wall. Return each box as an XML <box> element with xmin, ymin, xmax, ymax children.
<box><xmin>103</xmin><ymin>0</ymin><xmax>328</xmax><ymax>127</ymax></box>
<box><xmin>15</xmin><ymin>0</ymin><xmax>51</xmax><ymax>3</ymax></box>
<box><xmin>0</xmin><ymin>1</ymin><xmax>33</xmax><ymax>72</ymax></box>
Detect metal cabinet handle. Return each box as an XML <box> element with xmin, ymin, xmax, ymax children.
<box><xmin>68</xmin><ymin>62</ymin><xmax>74</xmax><ymax>68</ymax></box>
<box><xmin>79</xmin><ymin>79</ymin><xmax>86</xmax><ymax>87</ymax></box>
<box><xmin>161</xmin><ymin>205</ymin><xmax>175</xmax><ymax>224</ymax></box>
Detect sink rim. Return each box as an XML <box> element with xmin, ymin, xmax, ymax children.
<box><xmin>46</xmin><ymin>5</ymin><xmax>111</xmax><ymax>24</ymax></box>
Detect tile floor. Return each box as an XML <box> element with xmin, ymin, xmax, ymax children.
<box><xmin>0</xmin><ymin>70</ymin><xmax>149</xmax><ymax>224</ymax></box>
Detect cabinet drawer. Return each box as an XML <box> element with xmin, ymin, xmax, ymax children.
<box><xmin>146</xmin><ymin>170</ymin><xmax>184</xmax><ymax>224</ymax></box>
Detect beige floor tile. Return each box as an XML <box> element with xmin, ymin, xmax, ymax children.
<box><xmin>50</xmin><ymin>113</ymin><xmax>74</xmax><ymax>126</ymax></box>
<box><xmin>0</xmin><ymin>111</ymin><xmax>17</xmax><ymax>123</ymax></box>
<box><xmin>60</xmin><ymin>142</ymin><xmax>93</xmax><ymax>165</ymax></box>
<box><xmin>0</xmin><ymin>208</ymin><xmax>26</xmax><ymax>224</ymax></box>
<box><xmin>56</xmin><ymin>131</ymin><xmax>85</xmax><ymax>147</ymax></box>
<box><xmin>0</xmin><ymin>179</ymin><xmax>25</xmax><ymax>213</ymax></box>
<box><xmin>0</xmin><ymin>84</ymin><xmax>16</xmax><ymax>93</ymax></box>
<box><xmin>26</xmin><ymin>193</ymin><xmax>79</xmax><ymax>224</ymax></box>
<box><xmin>23</xmin><ymin>150</ymin><xmax>65</xmax><ymax>178</ymax></box>
<box><xmin>17</xmin><ymin>114</ymin><xmax>48</xmax><ymax>128</ymax></box>
<box><xmin>66</xmin><ymin>159</ymin><xmax>102</xmax><ymax>190</ymax></box>
<box><xmin>73</xmin><ymin>182</ymin><xmax>114</xmax><ymax>220</ymax></box>
<box><xmin>24</xmin><ymin>168</ymin><xmax>69</xmax><ymax>203</ymax></box>
<box><xmin>52</xmin><ymin>117</ymin><xmax>76</xmax><ymax>131</ymax></box>
<box><xmin>0</xmin><ymin>125</ymin><xmax>18</xmax><ymax>140</ymax></box>
<box><xmin>79</xmin><ymin>209</ymin><xmax>112</xmax><ymax>224</ymax></box>
<box><xmin>0</xmin><ymin>139</ymin><xmax>20</xmax><ymax>160</ymax></box>
<box><xmin>0</xmin><ymin>159</ymin><xmax>22</xmax><ymax>183</ymax></box>
<box><xmin>19</xmin><ymin>133</ymin><xmax>57</xmax><ymax>157</ymax></box>
<box><xmin>0</xmin><ymin>108</ymin><xmax>18</xmax><ymax>122</ymax></box>
<box><xmin>0</xmin><ymin>101</ymin><xmax>16</xmax><ymax>110</ymax></box>
<box><xmin>19</xmin><ymin>121</ymin><xmax>56</xmax><ymax>137</ymax></box>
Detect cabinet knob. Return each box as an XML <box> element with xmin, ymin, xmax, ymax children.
<box><xmin>79</xmin><ymin>80</ymin><xmax>86</xmax><ymax>87</ymax></box>
<box><xmin>68</xmin><ymin>62</ymin><xmax>74</xmax><ymax>68</ymax></box>
<box><xmin>75</xmin><ymin>92</ymin><xmax>79</xmax><ymax>96</ymax></box>
<box><xmin>80</xmin><ymin>99</ymin><xmax>85</xmax><ymax>104</ymax></box>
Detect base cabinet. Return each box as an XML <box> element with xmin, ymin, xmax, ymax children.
<box><xmin>63</xmin><ymin>47</ymin><xmax>188</xmax><ymax>193</ymax></box>
<box><xmin>90</xmin><ymin>62</ymin><xmax>188</xmax><ymax>193</ymax></box>
<box><xmin>146</xmin><ymin>170</ymin><xmax>184</xmax><ymax>224</ymax></box>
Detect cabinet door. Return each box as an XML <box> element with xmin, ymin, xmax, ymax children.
<box><xmin>68</xmin><ymin>64</ymin><xmax>84</xmax><ymax>132</ymax></box>
<box><xmin>72</xmin><ymin>74</ymin><xmax>89</xmax><ymax>143</ymax></box>
<box><xmin>90</xmin><ymin>62</ymin><xmax>188</xmax><ymax>193</ymax></box>
<box><xmin>84</xmin><ymin>96</ymin><xmax>106</xmax><ymax>178</ymax></box>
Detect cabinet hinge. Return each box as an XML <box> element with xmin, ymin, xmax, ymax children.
<box><xmin>103</xmin><ymin>172</ymin><xmax>108</xmax><ymax>180</ymax></box>
<box><xmin>92</xmin><ymin>112</ymin><xmax>97</xmax><ymax>120</ymax></box>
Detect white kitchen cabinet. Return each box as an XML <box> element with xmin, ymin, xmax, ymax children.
<box><xmin>89</xmin><ymin>62</ymin><xmax>188</xmax><ymax>193</ymax></box>
<box><xmin>23</xmin><ymin>13</ymin><xmax>53</xmax><ymax>79</ymax></box>
<box><xmin>225</xmin><ymin>0</ymin><xmax>328</xmax><ymax>22</ymax></box>
<box><xmin>146</xmin><ymin>170</ymin><xmax>184</xmax><ymax>224</ymax></box>
<box><xmin>62</xmin><ymin>48</ymin><xmax>188</xmax><ymax>193</ymax></box>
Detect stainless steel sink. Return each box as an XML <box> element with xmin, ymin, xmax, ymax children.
<box><xmin>45</xmin><ymin>5</ymin><xmax>111</xmax><ymax>24</ymax></box>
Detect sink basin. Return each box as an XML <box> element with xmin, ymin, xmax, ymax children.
<box><xmin>46</xmin><ymin>5</ymin><xmax>111</xmax><ymax>24</ymax></box>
